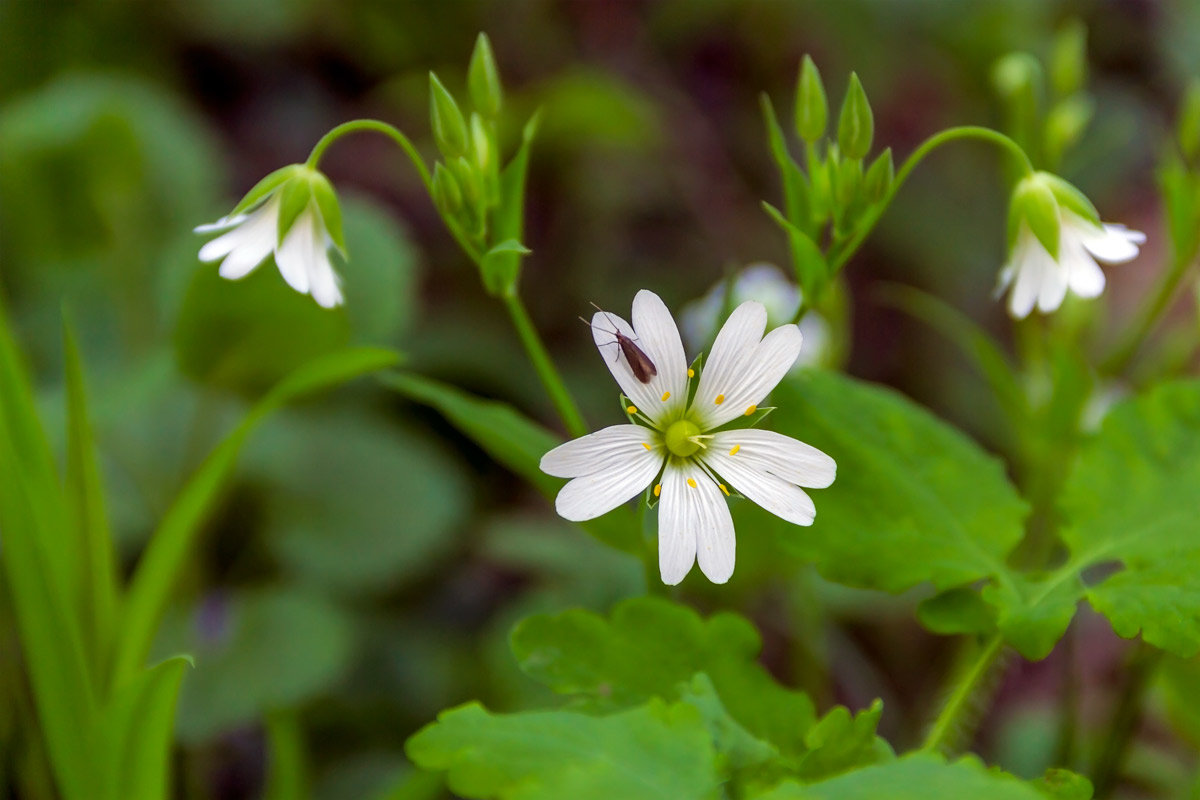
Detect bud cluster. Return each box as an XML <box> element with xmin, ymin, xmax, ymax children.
<box><xmin>761</xmin><ymin>56</ymin><xmax>892</xmax><ymax>307</ymax></box>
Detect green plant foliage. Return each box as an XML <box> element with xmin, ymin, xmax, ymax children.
<box><xmin>766</xmin><ymin>370</ymin><xmax>1027</xmax><ymax>594</ymax></box>
<box><xmin>795</xmin><ymin>700</ymin><xmax>892</xmax><ymax>782</ymax></box>
<box><xmin>406</xmin><ymin>700</ymin><xmax>720</xmax><ymax>800</ymax></box>
<box><xmin>510</xmin><ymin>596</ymin><xmax>817</xmax><ymax>758</ymax></box>
<box><xmin>750</xmin><ymin>754</ymin><xmax>1046</xmax><ymax>799</ymax></box>
<box><xmin>159</xmin><ymin>588</ymin><xmax>355</xmax><ymax>742</ymax></box>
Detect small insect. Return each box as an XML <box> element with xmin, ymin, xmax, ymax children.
<box><xmin>580</xmin><ymin>303</ymin><xmax>658</xmax><ymax>383</ymax></box>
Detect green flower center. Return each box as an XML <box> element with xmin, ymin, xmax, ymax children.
<box><xmin>664</xmin><ymin>419</ymin><xmax>702</xmax><ymax>458</ymax></box>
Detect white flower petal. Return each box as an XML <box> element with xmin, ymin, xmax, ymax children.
<box><xmin>307</xmin><ymin>233</ymin><xmax>344</xmax><ymax>308</ymax></box>
<box><xmin>194</xmin><ymin>213</ymin><xmax>249</xmax><ymax>234</ymax></box>
<box><xmin>694</xmin><ymin>320</ymin><xmax>803</xmax><ymax>429</ymax></box>
<box><xmin>591</xmin><ymin>290</ymin><xmax>687</xmax><ymax>425</ymax></box>
<box><xmin>1035</xmin><ymin>258</ymin><xmax>1068</xmax><ymax>313</ymax></box>
<box><xmin>553</xmin><ymin>441</ymin><xmax>663</xmax><ymax>522</ymax></box>
<box><xmin>708</xmin><ymin>429</ymin><xmax>835</xmax><ymax>488</ymax></box>
<box><xmin>658</xmin><ymin>462</ymin><xmax>734</xmax><ymax>584</ymax></box>
<box><xmin>694</xmin><ymin>300</ymin><xmax>767</xmax><ymax>410</ymax></box>
<box><xmin>197</xmin><ymin>200</ymin><xmax>275</xmax><ymax>264</ymax></box>
<box><xmin>1006</xmin><ymin>232</ymin><xmax>1048</xmax><ymax>319</ymax></box>
<box><xmin>1071</xmin><ymin>215</ymin><xmax>1144</xmax><ymax>264</ymax></box>
<box><xmin>1062</xmin><ymin>238</ymin><xmax>1106</xmax><ymax>298</ymax></box>
<box><xmin>703</xmin><ymin>446</ymin><xmax>817</xmax><ymax>527</ymax></box>
<box><xmin>274</xmin><ymin>207</ymin><xmax>314</xmax><ymax>294</ymax></box>
<box><xmin>540</xmin><ymin>424</ymin><xmax>659</xmax><ymax>478</ymax></box>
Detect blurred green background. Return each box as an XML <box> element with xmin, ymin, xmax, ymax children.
<box><xmin>0</xmin><ymin>1</ymin><xmax>1192</xmax><ymax>798</ymax></box>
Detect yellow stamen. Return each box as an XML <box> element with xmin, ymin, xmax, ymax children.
<box><xmin>686</xmin><ymin>477</ymin><xmax>697</xmax><ymax>488</ymax></box>
<box><xmin>653</xmin><ymin>483</ymin><xmax>661</xmax><ymax>497</ymax></box>
<box><xmin>719</xmin><ymin>483</ymin><xmax>729</xmax><ymax>496</ymax></box>
<box><xmin>627</xmin><ymin>405</ymin><xmax>637</xmax><ymax>414</ymax></box>
<box><xmin>729</xmin><ymin>444</ymin><xmax>741</xmax><ymax>456</ymax></box>
<box><xmin>661</xmin><ymin>391</ymin><xmax>671</xmax><ymax>401</ymax></box>
<box><xmin>687</xmin><ymin>368</ymin><xmax>695</xmax><ymax>378</ymax></box>
<box><xmin>714</xmin><ymin>394</ymin><xmax>725</xmax><ymax>405</ymax></box>
<box><xmin>744</xmin><ymin>404</ymin><xmax>757</xmax><ymax>416</ymax></box>
<box><xmin>642</xmin><ymin>442</ymin><xmax>652</xmax><ymax>451</ymax></box>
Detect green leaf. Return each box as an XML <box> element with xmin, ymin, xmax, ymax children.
<box><xmin>111</xmin><ymin>347</ymin><xmax>397</xmax><ymax>686</ymax></box>
<box><xmin>767</xmin><ymin>370</ymin><xmax>1027</xmax><ymax>594</ymax></box>
<box><xmin>918</xmin><ymin>587</ymin><xmax>997</xmax><ymax>637</ymax></box>
<box><xmin>62</xmin><ymin>316</ymin><xmax>118</xmax><ymax>680</ymax></box>
<box><xmin>760</xmin><ymin>95</ymin><xmax>813</xmax><ymax>237</ymax></box>
<box><xmin>275</xmin><ymin>174</ymin><xmax>312</xmax><ymax>243</ymax></box>
<box><xmin>676</xmin><ymin>674</ymin><xmax>778</xmax><ymax>773</ymax></box>
<box><xmin>406</xmin><ymin>700</ymin><xmax>719</xmax><ymax>800</ymax></box>
<box><xmin>94</xmin><ymin>656</ymin><xmax>190</xmax><ymax>800</ymax></box>
<box><xmin>836</xmin><ymin>73</ymin><xmax>873</xmax><ymax>160</ymax></box>
<box><xmin>794</xmin><ymin>55</ymin><xmax>828</xmax><ymax>143</ymax></box>
<box><xmin>983</xmin><ymin>572</ymin><xmax>1084</xmax><ymax>661</ymax></box>
<box><xmin>761</xmin><ymin>201</ymin><xmax>825</xmax><ymax>296</ymax></box>
<box><xmin>0</xmin><ymin>298</ymin><xmax>95</xmax><ymax>800</ymax></box>
<box><xmin>509</xmin><ymin>596</ymin><xmax>816</xmax><ymax>759</ymax></box>
<box><xmin>1032</xmin><ymin>767</ymin><xmax>1093</xmax><ymax>799</ymax></box>
<box><xmin>309</xmin><ymin>170</ymin><xmax>346</xmax><ymax>254</ymax></box>
<box><xmin>383</xmin><ymin>370</ymin><xmax>641</xmax><ymax>554</ymax></box>
<box><xmin>796</xmin><ymin>699</ymin><xmax>891</xmax><ymax>781</ymax></box>
<box><xmin>483</xmin><ymin>113</ymin><xmax>538</xmax><ymax>296</ymax></box>
<box><xmin>162</xmin><ymin>588</ymin><xmax>355</xmax><ymax>742</ymax></box>
<box><xmin>751</xmin><ymin>753</ymin><xmax>1045</xmax><ymax>800</ymax></box>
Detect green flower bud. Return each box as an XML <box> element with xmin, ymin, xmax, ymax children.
<box><xmin>449</xmin><ymin>156</ymin><xmax>482</xmax><ymax>210</ymax></box>
<box><xmin>1044</xmin><ymin>95</ymin><xmax>1094</xmax><ymax>167</ymax></box>
<box><xmin>432</xmin><ymin>162</ymin><xmax>463</xmax><ymax>217</ymax></box>
<box><xmin>794</xmin><ymin>55</ymin><xmax>827</xmax><ymax>143</ymax></box>
<box><xmin>1050</xmin><ymin>19</ymin><xmax>1088</xmax><ymax>98</ymax></box>
<box><xmin>468</xmin><ymin>32</ymin><xmax>503</xmax><ymax>117</ymax></box>
<box><xmin>837</xmin><ymin>73</ymin><xmax>874</xmax><ymax>160</ymax></box>
<box><xmin>863</xmin><ymin>147</ymin><xmax>894</xmax><ymax>203</ymax></box>
<box><xmin>991</xmin><ymin>52</ymin><xmax>1042</xmax><ymax>102</ymax></box>
<box><xmin>429</xmin><ymin>72</ymin><xmax>469</xmax><ymax>158</ymax></box>
<box><xmin>834</xmin><ymin>157</ymin><xmax>861</xmax><ymax>209</ymax></box>
<box><xmin>1178</xmin><ymin>79</ymin><xmax>1200</xmax><ymax>160</ymax></box>
<box><xmin>1008</xmin><ymin>172</ymin><xmax>1061</xmax><ymax>258</ymax></box>
<box><xmin>470</xmin><ymin>112</ymin><xmax>492</xmax><ymax>174</ymax></box>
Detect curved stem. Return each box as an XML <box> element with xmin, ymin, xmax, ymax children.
<box><xmin>503</xmin><ymin>294</ymin><xmax>588</xmax><ymax>438</ymax></box>
<box><xmin>825</xmin><ymin>126</ymin><xmax>1034</xmax><ymax>275</ymax></box>
<box><xmin>1101</xmin><ymin>250</ymin><xmax>1196</xmax><ymax>376</ymax></box>
<box><xmin>921</xmin><ymin>633</ymin><xmax>1007</xmax><ymax>755</ymax></box>
<box><xmin>306</xmin><ymin>119</ymin><xmax>432</xmax><ymax>191</ymax></box>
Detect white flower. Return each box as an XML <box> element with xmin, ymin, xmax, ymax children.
<box><xmin>680</xmin><ymin>263</ymin><xmax>830</xmax><ymax>371</ymax></box>
<box><xmin>997</xmin><ymin>172</ymin><xmax>1145</xmax><ymax>319</ymax></box>
<box><xmin>195</xmin><ymin>166</ymin><xmax>345</xmax><ymax>309</ymax></box>
<box><xmin>539</xmin><ymin>290</ymin><xmax>836</xmax><ymax>585</ymax></box>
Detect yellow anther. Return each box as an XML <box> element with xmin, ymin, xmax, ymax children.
<box><xmin>642</xmin><ymin>442</ymin><xmax>652</xmax><ymax>451</ymax></box>
<box><xmin>744</xmin><ymin>405</ymin><xmax>757</xmax><ymax>416</ymax></box>
<box><xmin>653</xmin><ymin>484</ymin><xmax>662</xmax><ymax>497</ymax></box>
<box><xmin>661</xmin><ymin>391</ymin><xmax>671</xmax><ymax>401</ymax></box>
<box><xmin>627</xmin><ymin>405</ymin><xmax>637</xmax><ymax>414</ymax></box>
<box><xmin>686</xmin><ymin>477</ymin><xmax>697</xmax><ymax>488</ymax></box>
<box><xmin>714</xmin><ymin>394</ymin><xmax>725</xmax><ymax>405</ymax></box>
<box><xmin>687</xmin><ymin>368</ymin><xmax>695</xmax><ymax>378</ymax></box>
<box><xmin>719</xmin><ymin>483</ymin><xmax>729</xmax><ymax>496</ymax></box>
<box><xmin>729</xmin><ymin>444</ymin><xmax>741</xmax><ymax>456</ymax></box>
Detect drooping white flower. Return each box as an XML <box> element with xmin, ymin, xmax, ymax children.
<box><xmin>539</xmin><ymin>290</ymin><xmax>836</xmax><ymax>585</ymax></box>
<box><xmin>997</xmin><ymin>172</ymin><xmax>1144</xmax><ymax>319</ymax></box>
<box><xmin>195</xmin><ymin>164</ymin><xmax>347</xmax><ymax>309</ymax></box>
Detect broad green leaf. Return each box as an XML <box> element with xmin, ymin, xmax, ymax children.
<box><xmin>0</xmin><ymin>298</ymin><xmax>95</xmax><ymax>800</ymax></box>
<box><xmin>767</xmin><ymin>370</ymin><xmax>1027</xmax><ymax>594</ymax></box>
<box><xmin>917</xmin><ymin>587</ymin><xmax>997</xmax><ymax>637</ymax></box>
<box><xmin>795</xmin><ymin>700</ymin><xmax>892</xmax><ymax>781</ymax></box>
<box><xmin>751</xmin><ymin>753</ymin><xmax>1045</xmax><ymax>800</ymax></box>
<box><xmin>509</xmin><ymin>596</ymin><xmax>816</xmax><ymax>759</ymax></box>
<box><xmin>1032</xmin><ymin>768</ymin><xmax>1093</xmax><ymax>799</ymax></box>
<box><xmin>383</xmin><ymin>370</ymin><xmax>641</xmax><ymax>554</ymax></box>
<box><xmin>94</xmin><ymin>656</ymin><xmax>190</xmax><ymax>800</ymax></box>
<box><xmin>676</xmin><ymin>674</ymin><xmax>778</xmax><ymax>773</ymax></box>
<box><xmin>406</xmin><ymin>700</ymin><xmax>719</xmax><ymax>800</ymax></box>
<box><xmin>111</xmin><ymin>347</ymin><xmax>397</xmax><ymax>686</ymax></box>
<box><xmin>63</xmin><ymin>317</ymin><xmax>118</xmax><ymax>682</ymax></box>
<box><xmin>161</xmin><ymin>588</ymin><xmax>355</xmax><ymax>742</ymax></box>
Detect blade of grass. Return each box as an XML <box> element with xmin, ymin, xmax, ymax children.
<box><xmin>111</xmin><ymin>348</ymin><xmax>398</xmax><ymax>687</ymax></box>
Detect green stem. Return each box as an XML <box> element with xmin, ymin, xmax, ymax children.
<box><xmin>306</xmin><ymin>119</ymin><xmax>432</xmax><ymax>191</ymax></box>
<box><xmin>1091</xmin><ymin>643</ymin><xmax>1163</xmax><ymax>799</ymax></box>
<box><xmin>503</xmin><ymin>294</ymin><xmax>588</xmax><ymax>438</ymax></box>
<box><xmin>824</xmin><ymin>126</ymin><xmax>1034</xmax><ymax>276</ymax></box>
<box><xmin>1101</xmin><ymin>250</ymin><xmax>1196</xmax><ymax>376</ymax></box>
<box><xmin>921</xmin><ymin>634</ymin><xmax>1007</xmax><ymax>755</ymax></box>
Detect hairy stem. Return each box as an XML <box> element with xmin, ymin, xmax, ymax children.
<box><xmin>922</xmin><ymin>634</ymin><xmax>1008</xmax><ymax>755</ymax></box>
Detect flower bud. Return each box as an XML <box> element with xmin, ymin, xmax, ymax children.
<box><xmin>1044</xmin><ymin>95</ymin><xmax>1094</xmax><ymax>167</ymax></box>
<box><xmin>468</xmin><ymin>32</ymin><xmax>504</xmax><ymax>117</ymax></box>
<box><xmin>432</xmin><ymin>162</ymin><xmax>464</xmax><ymax>217</ymax></box>
<box><xmin>794</xmin><ymin>55</ymin><xmax>827</xmax><ymax>143</ymax></box>
<box><xmin>1178</xmin><ymin>79</ymin><xmax>1200</xmax><ymax>160</ymax></box>
<box><xmin>1050</xmin><ymin>20</ymin><xmax>1087</xmax><ymax>98</ymax></box>
<box><xmin>863</xmin><ymin>148</ymin><xmax>894</xmax><ymax>203</ymax></box>
<box><xmin>429</xmin><ymin>72</ymin><xmax>469</xmax><ymax>158</ymax></box>
<box><xmin>470</xmin><ymin>113</ymin><xmax>492</xmax><ymax>174</ymax></box>
<box><xmin>837</xmin><ymin>73</ymin><xmax>874</xmax><ymax>160</ymax></box>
